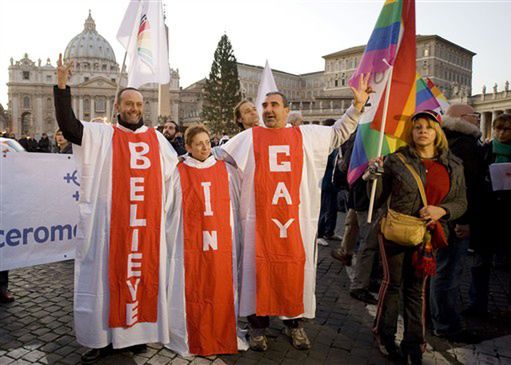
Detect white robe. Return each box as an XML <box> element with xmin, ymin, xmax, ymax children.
<box><xmin>164</xmin><ymin>155</ymin><xmax>247</xmax><ymax>356</ymax></box>
<box><xmin>73</xmin><ymin>122</ymin><xmax>177</xmax><ymax>349</ymax></box>
<box><xmin>218</xmin><ymin>106</ymin><xmax>360</xmax><ymax>319</ymax></box>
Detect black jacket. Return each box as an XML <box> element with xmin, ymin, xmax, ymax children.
<box><xmin>374</xmin><ymin>146</ymin><xmax>467</xmax><ymax>241</ymax></box>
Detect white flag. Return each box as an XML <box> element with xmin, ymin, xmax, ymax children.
<box><xmin>117</xmin><ymin>0</ymin><xmax>170</xmax><ymax>88</ymax></box>
<box><xmin>255</xmin><ymin>60</ymin><xmax>278</xmax><ymax>121</ymax></box>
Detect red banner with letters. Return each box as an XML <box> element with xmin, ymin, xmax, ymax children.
<box><xmin>252</xmin><ymin>126</ymin><xmax>305</xmax><ymax>317</ymax></box>
<box><xmin>178</xmin><ymin>160</ymin><xmax>237</xmax><ymax>355</ymax></box>
<box><xmin>109</xmin><ymin>127</ymin><xmax>162</xmax><ymax>328</ymax></box>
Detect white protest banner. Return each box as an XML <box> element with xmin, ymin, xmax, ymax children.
<box><xmin>0</xmin><ymin>153</ymin><xmax>79</xmax><ymax>270</ymax></box>
<box><xmin>489</xmin><ymin>162</ymin><xmax>511</xmax><ymax>191</ymax></box>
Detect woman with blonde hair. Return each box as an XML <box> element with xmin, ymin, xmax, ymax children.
<box><xmin>367</xmin><ymin>110</ymin><xmax>467</xmax><ymax>364</ymax></box>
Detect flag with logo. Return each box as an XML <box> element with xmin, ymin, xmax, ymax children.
<box><xmin>117</xmin><ymin>0</ymin><xmax>170</xmax><ymax>88</ymax></box>
<box><xmin>347</xmin><ymin>0</ymin><xmax>416</xmax><ymax>185</ymax></box>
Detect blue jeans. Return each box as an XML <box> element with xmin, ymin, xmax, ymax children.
<box><xmin>429</xmin><ymin>238</ymin><xmax>469</xmax><ymax>334</ymax></box>
<box><xmin>318</xmin><ymin>190</ymin><xmax>338</xmax><ymax>238</ymax></box>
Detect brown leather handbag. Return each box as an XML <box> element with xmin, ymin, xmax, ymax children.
<box><xmin>380</xmin><ymin>153</ymin><xmax>428</xmax><ymax>246</ymax></box>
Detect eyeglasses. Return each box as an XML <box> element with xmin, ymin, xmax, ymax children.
<box><xmin>461</xmin><ymin>112</ymin><xmax>481</xmax><ymax>119</ymax></box>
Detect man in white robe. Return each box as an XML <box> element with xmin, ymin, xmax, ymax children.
<box><xmin>53</xmin><ymin>54</ymin><xmax>177</xmax><ymax>363</ymax></box>
<box><xmin>217</xmin><ymin>74</ymin><xmax>371</xmax><ymax>351</ymax></box>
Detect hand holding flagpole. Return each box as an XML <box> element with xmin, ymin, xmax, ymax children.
<box><xmin>367</xmin><ymin>59</ymin><xmax>394</xmax><ymax>223</ymax></box>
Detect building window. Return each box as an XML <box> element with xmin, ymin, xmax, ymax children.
<box><xmin>102</xmin><ymin>64</ymin><xmax>107</xmax><ymax>71</ymax></box>
<box><xmin>22</xmin><ymin>71</ymin><xmax>30</xmax><ymax>80</ymax></box>
<box><xmin>95</xmin><ymin>97</ymin><xmax>106</xmax><ymax>113</ymax></box>
<box><xmin>111</xmin><ymin>78</ymin><xmax>116</xmax><ymax>83</ymax></box>
<box><xmin>334</xmin><ymin>79</ymin><xmax>338</xmax><ymax>87</ymax></box>
<box><xmin>341</xmin><ymin>79</ymin><xmax>346</xmax><ymax>86</ymax></box>
<box><xmin>84</xmin><ymin>77</ymin><xmax>89</xmax><ymax>82</ymax></box>
<box><xmin>46</xmin><ymin>75</ymin><xmax>52</xmax><ymax>82</ymax></box>
<box><xmin>23</xmin><ymin>96</ymin><xmax>31</xmax><ymax>109</ymax></box>
<box><xmin>84</xmin><ymin>98</ymin><xmax>90</xmax><ymax>112</ymax></box>
<box><xmin>424</xmin><ymin>48</ymin><xmax>429</xmax><ymax>57</ymax></box>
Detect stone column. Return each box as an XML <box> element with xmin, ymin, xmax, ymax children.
<box><xmin>37</xmin><ymin>95</ymin><xmax>44</xmax><ymax>135</ymax></box>
<box><xmin>106</xmin><ymin>98</ymin><xmax>111</xmax><ymax>121</ymax></box>
<box><xmin>90</xmin><ymin>98</ymin><xmax>95</xmax><ymax>120</ymax></box>
<box><xmin>11</xmin><ymin>94</ymin><xmax>20</xmax><ymax>136</ymax></box>
<box><xmin>79</xmin><ymin>98</ymin><xmax>84</xmax><ymax>121</ymax></box>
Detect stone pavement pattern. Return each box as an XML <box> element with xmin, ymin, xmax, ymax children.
<box><xmin>1</xmin><ymin>223</ymin><xmax>510</xmax><ymax>364</ymax></box>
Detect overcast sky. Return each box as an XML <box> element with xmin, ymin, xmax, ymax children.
<box><xmin>1</xmin><ymin>0</ymin><xmax>510</xmax><ymax>107</ymax></box>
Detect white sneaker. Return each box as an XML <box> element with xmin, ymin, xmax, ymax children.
<box><xmin>316</xmin><ymin>237</ymin><xmax>329</xmax><ymax>246</ymax></box>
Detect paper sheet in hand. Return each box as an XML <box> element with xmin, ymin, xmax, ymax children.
<box><xmin>489</xmin><ymin>163</ymin><xmax>511</xmax><ymax>191</ymax></box>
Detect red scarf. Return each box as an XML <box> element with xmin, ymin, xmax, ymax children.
<box><xmin>109</xmin><ymin>126</ymin><xmax>162</xmax><ymax>328</ymax></box>
<box><xmin>178</xmin><ymin>160</ymin><xmax>237</xmax><ymax>355</ymax></box>
<box><xmin>252</xmin><ymin>126</ymin><xmax>305</xmax><ymax>317</ymax></box>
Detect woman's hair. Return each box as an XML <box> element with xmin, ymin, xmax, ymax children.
<box><xmin>492</xmin><ymin>113</ymin><xmax>511</xmax><ymax>129</ymax></box>
<box><xmin>184</xmin><ymin>124</ymin><xmax>210</xmax><ymax>146</ymax></box>
<box><xmin>405</xmin><ymin>116</ymin><xmax>449</xmax><ymax>151</ymax></box>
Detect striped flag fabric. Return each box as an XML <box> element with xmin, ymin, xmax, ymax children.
<box><xmin>416</xmin><ymin>74</ymin><xmax>442</xmax><ymax>113</ymax></box>
<box><xmin>347</xmin><ymin>0</ymin><xmax>416</xmax><ymax>185</ymax></box>
<box><xmin>426</xmin><ymin>77</ymin><xmax>450</xmax><ymax>113</ymax></box>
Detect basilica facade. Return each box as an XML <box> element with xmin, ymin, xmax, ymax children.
<box><xmin>7</xmin><ymin>12</ymin><xmax>179</xmax><ymax>137</ymax></box>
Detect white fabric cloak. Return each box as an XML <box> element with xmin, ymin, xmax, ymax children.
<box><xmin>73</xmin><ymin>123</ymin><xmax>177</xmax><ymax>349</ymax></box>
<box><xmin>218</xmin><ymin>106</ymin><xmax>360</xmax><ymax>319</ymax></box>
<box><xmin>164</xmin><ymin>155</ymin><xmax>247</xmax><ymax>356</ymax></box>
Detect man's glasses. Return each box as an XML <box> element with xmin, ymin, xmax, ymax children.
<box><xmin>461</xmin><ymin>112</ymin><xmax>481</xmax><ymax>119</ymax></box>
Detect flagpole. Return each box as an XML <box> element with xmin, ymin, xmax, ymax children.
<box><xmin>111</xmin><ymin>51</ymin><xmax>128</xmax><ymax>123</ymax></box>
<box><xmin>367</xmin><ymin>60</ymin><xmax>394</xmax><ymax>223</ymax></box>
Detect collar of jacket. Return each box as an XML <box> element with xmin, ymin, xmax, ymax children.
<box><xmin>442</xmin><ymin>116</ymin><xmax>482</xmax><ymax>139</ymax></box>
<box><xmin>116</xmin><ymin>114</ymin><xmax>144</xmax><ymax>131</ymax></box>
<box><xmin>396</xmin><ymin>145</ymin><xmax>459</xmax><ymax>170</ymax></box>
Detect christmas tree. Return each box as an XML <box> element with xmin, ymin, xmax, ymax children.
<box><xmin>202</xmin><ymin>34</ymin><xmax>241</xmax><ymax>135</ymax></box>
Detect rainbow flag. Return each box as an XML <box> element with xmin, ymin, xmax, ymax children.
<box><xmin>416</xmin><ymin>73</ymin><xmax>441</xmax><ymax>113</ymax></box>
<box><xmin>426</xmin><ymin>77</ymin><xmax>450</xmax><ymax>113</ymax></box>
<box><xmin>347</xmin><ymin>0</ymin><xmax>416</xmax><ymax>185</ymax></box>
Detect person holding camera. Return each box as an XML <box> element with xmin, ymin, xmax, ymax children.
<box><xmin>367</xmin><ymin>110</ymin><xmax>467</xmax><ymax>365</ymax></box>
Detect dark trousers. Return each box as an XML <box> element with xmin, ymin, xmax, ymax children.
<box><xmin>469</xmin><ymin>251</ymin><xmax>493</xmax><ymax>312</ymax></box>
<box><xmin>429</xmin><ymin>238</ymin><xmax>468</xmax><ymax>334</ymax></box>
<box><xmin>374</xmin><ymin>237</ymin><xmax>425</xmax><ymax>352</ymax></box>
<box><xmin>247</xmin><ymin>315</ymin><xmax>301</xmax><ymax>329</ymax></box>
<box><xmin>318</xmin><ymin>189</ymin><xmax>338</xmax><ymax>238</ymax></box>
<box><xmin>0</xmin><ymin>271</ymin><xmax>8</xmax><ymax>291</ymax></box>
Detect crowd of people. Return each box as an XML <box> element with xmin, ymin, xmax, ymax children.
<box><xmin>1</xmin><ymin>52</ymin><xmax>510</xmax><ymax>365</ymax></box>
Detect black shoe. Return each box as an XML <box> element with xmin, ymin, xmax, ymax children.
<box><xmin>81</xmin><ymin>344</ymin><xmax>114</xmax><ymax>364</ymax></box>
<box><xmin>126</xmin><ymin>344</ymin><xmax>148</xmax><ymax>354</ymax></box>
<box><xmin>376</xmin><ymin>338</ymin><xmax>404</xmax><ymax>361</ymax></box>
<box><xmin>461</xmin><ymin>306</ymin><xmax>489</xmax><ymax>318</ymax></box>
<box><xmin>400</xmin><ymin>344</ymin><xmax>422</xmax><ymax>365</ymax></box>
<box><xmin>0</xmin><ymin>289</ymin><xmax>15</xmax><ymax>303</ymax></box>
<box><xmin>446</xmin><ymin>329</ymin><xmax>481</xmax><ymax>344</ymax></box>
<box><xmin>350</xmin><ymin>289</ymin><xmax>378</xmax><ymax>305</ymax></box>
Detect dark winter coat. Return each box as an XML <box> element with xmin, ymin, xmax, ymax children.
<box><xmin>477</xmin><ymin>142</ymin><xmax>511</xmax><ymax>253</ymax></box>
<box><xmin>373</xmin><ymin>145</ymin><xmax>467</xmax><ymax>242</ymax></box>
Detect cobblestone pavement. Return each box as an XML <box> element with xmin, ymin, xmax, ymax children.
<box><xmin>1</xmin><ymin>217</ymin><xmax>510</xmax><ymax>364</ymax></box>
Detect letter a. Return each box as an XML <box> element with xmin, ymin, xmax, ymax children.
<box><xmin>272</xmin><ymin>182</ymin><xmax>292</xmax><ymax>205</ymax></box>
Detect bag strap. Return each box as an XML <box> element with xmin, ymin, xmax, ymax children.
<box><xmin>396</xmin><ymin>153</ymin><xmax>428</xmax><ymax>207</ymax></box>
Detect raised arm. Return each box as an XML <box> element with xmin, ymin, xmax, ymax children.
<box><xmin>53</xmin><ymin>53</ymin><xmax>83</xmax><ymax>145</ymax></box>
<box><xmin>331</xmin><ymin>73</ymin><xmax>373</xmax><ymax>149</ymax></box>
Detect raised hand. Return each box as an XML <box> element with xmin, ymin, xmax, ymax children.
<box><xmin>57</xmin><ymin>53</ymin><xmax>73</xmax><ymax>89</ymax></box>
<box><xmin>350</xmin><ymin>73</ymin><xmax>373</xmax><ymax>112</ymax></box>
